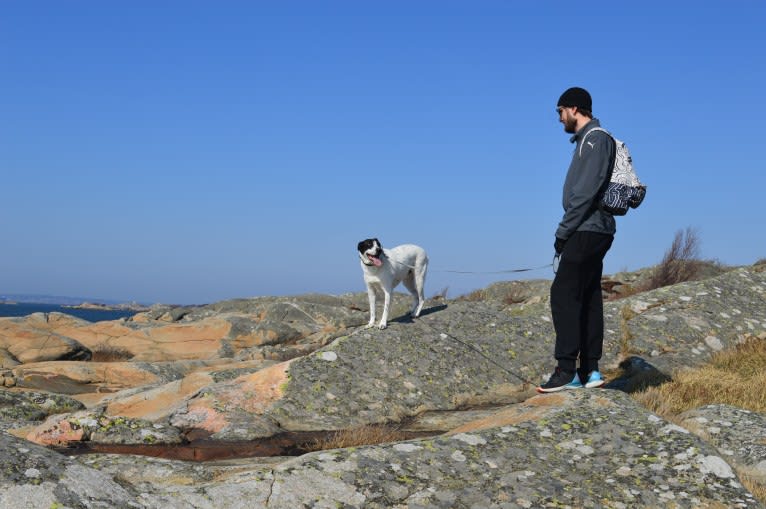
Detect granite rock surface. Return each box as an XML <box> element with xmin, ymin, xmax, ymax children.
<box><xmin>0</xmin><ymin>263</ymin><xmax>764</xmax><ymax>507</ymax></box>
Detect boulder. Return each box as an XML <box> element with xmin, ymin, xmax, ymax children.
<box><xmin>0</xmin><ymin>431</ymin><xmax>137</xmax><ymax>508</ymax></box>
<box><xmin>23</xmin><ymin>359</ymin><xmax>274</xmax><ymax>438</ymax></box>
<box><xmin>0</xmin><ymin>348</ymin><xmax>20</xmax><ymax>369</ymax></box>
<box><xmin>0</xmin><ymin>314</ymin><xmax>91</xmax><ymax>364</ymax></box>
<box><xmin>56</xmin><ymin>317</ymin><xmax>234</xmax><ymax>362</ymax></box>
<box><xmin>10</xmin><ymin>361</ymin><xmax>161</xmax><ymax>395</ymax></box>
<box><xmin>169</xmin><ymin>361</ymin><xmax>291</xmax><ymax>440</ymax></box>
<box><xmin>26</xmin><ymin>408</ymin><xmax>183</xmax><ymax>447</ymax></box>
<box><xmin>0</xmin><ymin>389</ymin><xmax>84</xmax><ymax>432</ymax></box>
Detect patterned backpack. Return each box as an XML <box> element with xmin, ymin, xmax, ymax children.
<box><xmin>581</xmin><ymin>127</ymin><xmax>646</xmax><ymax>216</ymax></box>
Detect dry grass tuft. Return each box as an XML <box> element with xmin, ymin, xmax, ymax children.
<box><xmin>632</xmin><ymin>335</ymin><xmax>766</xmax><ymax>417</ymax></box>
<box><xmin>708</xmin><ymin>335</ymin><xmax>766</xmax><ymax>376</ymax></box>
<box><xmin>430</xmin><ymin>287</ymin><xmax>449</xmax><ymax>301</ymax></box>
<box><xmin>605</xmin><ymin>227</ymin><xmax>706</xmax><ymax>301</ymax></box>
<box><xmin>91</xmin><ymin>345</ymin><xmax>134</xmax><ymax>362</ymax></box>
<box><xmin>503</xmin><ymin>287</ymin><xmax>529</xmax><ymax>306</ymax></box>
<box><xmin>459</xmin><ymin>289</ymin><xmax>486</xmax><ymax>302</ymax></box>
<box><xmin>639</xmin><ymin>227</ymin><xmax>701</xmax><ymax>292</ymax></box>
<box><xmin>618</xmin><ymin>305</ymin><xmax>637</xmax><ymax>357</ymax></box>
<box><xmin>742</xmin><ymin>473</ymin><xmax>766</xmax><ymax>503</ymax></box>
<box><xmin>302</xmin><ymin>424</ymin><xmax>409</xmax><ymax>453</ymax></box>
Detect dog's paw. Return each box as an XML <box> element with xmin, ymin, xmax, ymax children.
<box><xmin>365</xmin><ymin>322</ymin><xmax>375</xmax><ymax>329</ymax></box>
<box><xmin>377</xmin><ymin>322</ymin><xmax>388</xmax><ymax>330</ymax></box>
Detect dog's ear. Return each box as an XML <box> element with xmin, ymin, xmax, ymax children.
<box><xmin>373</xmin><ymin>238</ymin><xmax>381</xmax><ymax>248</ymax></box>
<box><xmin>357</xmin><ymin>240</ymin><xmax>366</xmax><ymax>252</ymax></box>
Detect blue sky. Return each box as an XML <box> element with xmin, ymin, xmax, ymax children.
<box><xmin>2</xmin><ymin>1</ymin><xmax>764</xmax><ymax>305</ymax></box>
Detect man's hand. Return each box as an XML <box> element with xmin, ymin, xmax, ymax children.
<box><xmin>554</xmin><ymin>237</ymin><xmax>567</xmax><ymax>254</ymax></box>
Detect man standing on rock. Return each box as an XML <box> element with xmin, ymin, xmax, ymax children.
<box><xmin>538</xmin><ymin>87</ymin><xmax>615</xmax><ymax>393</ymax></box>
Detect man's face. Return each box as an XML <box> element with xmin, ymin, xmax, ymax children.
<box><xmin>557</xmin><ymin>106</ymin><xmax>577</xmax><ymax>134</ymax></box>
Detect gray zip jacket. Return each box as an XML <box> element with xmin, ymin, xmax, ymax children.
<box><xmin>555</xmin><ymin>118</ymin><xmax>616</xmax><ymax>240</ymax></box>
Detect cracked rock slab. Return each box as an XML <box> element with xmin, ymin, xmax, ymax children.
<box><xmin>679</xmin><ymin>404</ymin><xmax>766</xmax><ymax>484</ymax></box>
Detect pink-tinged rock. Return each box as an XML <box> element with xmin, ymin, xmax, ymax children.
<box><xmin>72</xmin><ymin>359</ymin><xmax>266</xmax><ymax>421</ymax></box>
<box><xmin>59</xmin><ymin>318</ymin><xmax>234</xmax><ymax>362</ymax></box>
<box><xmin>1</xmin><ymin>313</ymin><xmax>236</xmax><ymax>363</ymax></box>
<box><xmin>0</xmin><ymin>321</ymin><xmax>91</xmax><ymax>364</ymax></box>
<box><xmin>447</xmin><ymin>392</ymin><xmax>617</xmax><ymax>435</ymax></box>
<box><xmin>173</xmin><ymin>360</ymin><xmax>293</xmax><ymax>436</ymax></box>
<box><xmin>27</xmin><ymin>411</ymin><xmax>93</xmax><ymax>446</ymax></box>
<box><xmin>0</xmin><ymin>347</ymin><xmax>19</xmax><ymax>368</ymax></box>
<box><xmin>11</xmin><ymin>361</ymin><xmax>160</xmax><ymax>395</ymax></box>
<box><xmin>104</xmin><ymin>371</ymin><xmax>215</xmax><ymax>422</ymax></box>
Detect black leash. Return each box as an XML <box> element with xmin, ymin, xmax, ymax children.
<box><xmin>356</xmin><ymin>252</ymin><xmax>560</xmax><ymax>387</ymax></box>
<box><xmin>363</xmin><ymin>252</ymin><xmax>559</xmax><ymax>276</ymax></box>
<box><xmin>434</xmin><ymin>262</ymin><xmax>554</xmax><ymax>275</ymax></box>
<box><xmin>429</xmin><ymin>255</ymin><xmax>560</xmax><ymax>385</ymax></box>
<box><xmin>419</xmin><ymin>319</ymin><xmax>536</xmax><ymax>386</ymax></box>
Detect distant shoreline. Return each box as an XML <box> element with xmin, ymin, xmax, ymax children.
<box><xmin>61</xmin><ymin>302</ymin><xmax>150</xmax><ymax>313</ymax></box>
<box><xmin>0</xmin><ymin>303</ymin><xmax>137</xmax><ymax>322</ymax></box>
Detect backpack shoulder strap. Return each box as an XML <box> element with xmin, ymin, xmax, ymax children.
<box><xmin>581</xmin><ymin>127</ymin><xmax>618</xmax><ymax>207</ymax></box>
<box><xmin>579</xmin><ymin>127</ymin><xmax>612</xmax><ymax>157</ymax></box>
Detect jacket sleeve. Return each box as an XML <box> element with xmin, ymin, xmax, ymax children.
<box><xmin>555</xmin><ymin>131</ymin><xmax>613</xmax><ymax>240</ymax></box>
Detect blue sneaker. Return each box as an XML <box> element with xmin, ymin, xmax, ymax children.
<box><xmin>584</xmin><ymin>370</ymin><xmax>605</xmax><ymax>388</ymax></box>
<box><xmin>537</xmin><ymin>368</ymin><xmax>582</xmax><ymax>393</ymax></box>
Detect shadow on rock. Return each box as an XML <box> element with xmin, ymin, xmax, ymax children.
<box><xmin>389</xmin><ymin>303</ymin><xmax>448</xmax><ymax>324</ymax></box>
<box><xmin>605</xmin><ymin>356</ymin><xmax>672</xmax><ymax>393</ymax></box>
<box><xmin>420</xmin><ymin>304</ymin><xmax>447</xmax><ymax>316</ymax></box>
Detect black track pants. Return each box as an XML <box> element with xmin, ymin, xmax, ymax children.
<box><xmin>550</xmin><ymin>231</ymin><xmax>614</xmax><ymax>375</ymax></box>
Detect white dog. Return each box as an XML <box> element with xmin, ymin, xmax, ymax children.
<box><xmin>357</xmin><ymin>238</ymin><xmax>429</xmax><ymax>329</ymax></box>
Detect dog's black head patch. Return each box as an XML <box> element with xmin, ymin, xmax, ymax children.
<box><xmin>357</xmin><ymin>238</ymin><xmax>381</xmax><ymax>253</ymax></box>
<box><xmin>358</xmin><ymin>238</ymin><xmax>383</xmax><ymax>266</ymax></box>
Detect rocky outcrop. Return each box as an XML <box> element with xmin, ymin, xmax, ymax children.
<box><xmin>0</xmin><ymin>294</ymin><xmax>409</xmax><ymax>364</ymax></box>
<box><xmin>5</xmin><ymin>358</ymin><xmax>255</xmax><ymax>403</ymax></box>
<box><xmin>153</xmin><ymin>265</ymin><xmax>764</xmax><ymax>444</ymax></box>
<box><xmin>9</xmin><ymin>390</ymin><xmax>764</xmax><ymax>508</ymax></box>
<box><xmin>0</xmin><ymin>390</ymin><xmax>84</xmax><ymax>433</ymax></box>
<box><xmin>27</xmin><ymin>408</ymin><xmax>183</xmax><ymax>447</ymax></box>
<box><xmin>0</xmin><ymin>431</ymin><xmax>137</xmax><ymax>508</ymax></box>
<box><xmin>0</xmin><ymin>263</ymin><xmax>764</xmax><ymax>507</ymax></box>
<box><xmin>0</xmin><ymin>313</ymin><xmax>92</xmax><ymax>364</ymax></box>
<box><xmin>602</xmin><ymin>265</ymin><xmax>766</xmax><ymax>374</ymax></box>
<box><xmin>679</xmin><ymin>404</ymin><xmax>766</xmax><ymax>485</ymax></box>
<box><xmin>10</xmin><ymin>360</ymin><xmax>162</xmax><ymax>396</ymax></box>
<box><xmin>16</xmin><ymin>266</ymin><xmax>766</xmax><ymax>446</ymax></box>
<box><xmin>257</xmin><ymin>390</ymin><xmax>761</xmax><ymax>508</ymax></box>
<box><xmin>0</xmin><ymin>348</ymin><xmax>20</xmax><ymax>369</ymax></box>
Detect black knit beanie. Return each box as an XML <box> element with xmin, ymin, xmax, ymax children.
<box><xmin>557</xmin><ymin>87</ymin><xmax>592</xmax><ymax>111</ymax></box>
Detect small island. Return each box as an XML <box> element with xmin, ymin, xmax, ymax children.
<box><xmin>62</xmin><ymin>301</ymin><xmax>150</xmax><ymax>312</ymax></box>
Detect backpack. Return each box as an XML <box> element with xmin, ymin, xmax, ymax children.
<box><xmin>581</xmin><ymin>127</ymin><xmax>646</xmax><ymax>216</ymax></box>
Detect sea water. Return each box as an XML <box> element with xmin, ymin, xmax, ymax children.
<box><xmin>0</xmin><ymin>303</ymin><xmax>136</xmax><ymax>322</ymax></box>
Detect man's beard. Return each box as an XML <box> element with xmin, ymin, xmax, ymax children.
<box><xmin>563</xmin><ymin>116</ymin><xmax>577</xmax><ymax>134</ymax></box>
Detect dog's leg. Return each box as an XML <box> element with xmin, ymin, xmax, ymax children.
<box><xmin>413</xmin><ymin>259</ymin><xmax>428</xmax><ymax>317</ymax></box>
<box><xmin>365</xmin><ymin>286</ymin><xmax>377</xmax><ymax>328</ymax></box>
<box><xmin>403</xmin><ymin>275</ymin><xmax>421</xmax><ymax>318</ymax></box>
<box><xmin>413</xmin><ymin>288</ymin><xmax>424</xmax><ymax>317</ymax></box>
<box><xmin>378</xmin><ymin>288</ymin><xmax>391</xmax><ymax>329</ymax></box>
